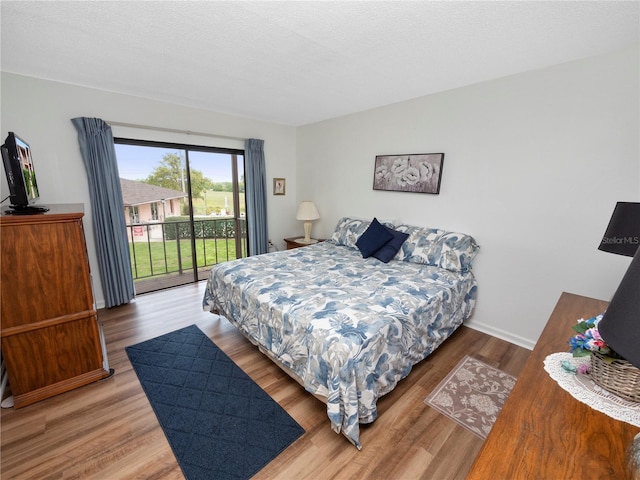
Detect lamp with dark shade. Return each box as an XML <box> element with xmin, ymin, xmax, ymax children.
<box><xmin>598</xmin><ymin>248</ymin><xmax>640</xmax><ymax>368</ymax></box>
<box><xmin>597</xmin><ymin>201</ymin><xmax>640</xmax><ymax>257</ymax></box>
<box><xmin>597</xmin><ymin>201</ymin><xmax>640</xmax><ymax>369</ymax></box>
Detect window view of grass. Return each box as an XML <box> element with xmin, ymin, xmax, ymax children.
<box><xmin>115</xmin><ymin>142</ymin><xmax>247</xmax><ymax>288</ymax></box>
<box><xmin>192</xmin><ymin>191</ymin><xmax>245</xmax><ymax>217</ymax></box>
<box><xmin>128</xmin><ymin>218</ymin><xmax>248</xmax><ymax>280</ymax></box>
<box><xmin>129</xmin><ymin>237</ymin><xmax>247</xmax><ymax>279</ymax></box>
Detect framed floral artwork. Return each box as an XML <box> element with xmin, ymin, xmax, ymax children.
<box><xmin>273</xmin><ymin>178</ymin><xmax>286</xmax><ymax>195</ymax></box>
<box><xmin>373</xmin><ymin>153</ymin><xmax>444</xmax><ymax>194</ymax></box>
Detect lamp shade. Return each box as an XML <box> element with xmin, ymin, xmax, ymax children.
<box><xmin>296</xmin><ymin>201</ymin><xmax>320</xmax><ymax>221</ymax></box>
<box><xmin>598</xmin><ymin>247</ymin><xmax>640</xmax><ymax>368</ymax></box>
<box><xmin>598</xmin><ymin>202</ymin><xmax>640</xmax><ymax>257</ymax></box>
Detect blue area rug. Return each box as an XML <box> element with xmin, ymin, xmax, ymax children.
<box><xmin>126</xmin><ymin>324</ymin><xmax>304</xmax><ymax>480</ymax></box>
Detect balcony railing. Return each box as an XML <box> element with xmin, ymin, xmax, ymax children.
<box><xmin>126</xmin><ymin>217</ymin><xmax>247</xmax><ymax>293</ymax></box>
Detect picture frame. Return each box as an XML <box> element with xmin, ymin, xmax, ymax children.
<box><xmin>273</xmin><ymin>178</ymin><xmax>286</xmax><ymax>195</ymax></box>
<box><xmin>373</xmin><ymin>153</ymin><xmax>444</xmax><ymax>194</ymax></box>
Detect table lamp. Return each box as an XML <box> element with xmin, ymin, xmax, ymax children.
<box><xmin>296</xmin><ymin>201</ymin><xmax>320</xmax><ymax>244</ymax></box>
<box><xmin>598</xmin><ymin>201</ymin><xmax>640</xmax><ymax>256</ymax></box>
<box><xmin>596</xmin><ymin>201</ymin><xmax>640</xmax><ymax>368</ymax></box>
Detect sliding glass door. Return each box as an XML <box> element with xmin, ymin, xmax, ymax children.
<box><xmin>114</xmin><ymin>139</ymin><xmax>246</xmax><ymax>294</ymax></box>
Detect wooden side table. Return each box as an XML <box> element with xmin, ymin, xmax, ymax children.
<box><xmin>466</xmin><ymin>292</ymin><xmax>639</xmax><ymax>479</ymax></box>
<box><xmin>284</xmin><ymin>237</ymin><xmax>324</xmax><ymax>250</ymax></box>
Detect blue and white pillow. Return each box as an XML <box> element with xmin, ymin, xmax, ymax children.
<box><xmin>329</xmin><ymin>216</ymin><xmax>478</xmax><ymax>271</ymax></box>
<box><xmin>330</xmin><ymin>217</ymin><xmax>395</xmax><ymax>249</ymax></box>
<box><xmin>394</xmin><ymin>224</ymin><xmax>479</xmax><ymax>272</ymax></box>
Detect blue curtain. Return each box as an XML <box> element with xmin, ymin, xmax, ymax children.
<box><xmin>72</xmin><ymin>117</ymin><xmax>135</xmax><ymax>308</ymax></box>
<box><xmin>245</xmin><ymin>138</ymin><xmax>269</xmax><ymax>255</ymax></box>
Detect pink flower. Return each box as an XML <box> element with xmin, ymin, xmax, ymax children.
<box><xmin>590</xmin><ymin>328</ymin><xmax>603</xmax><ymax>340</ymax></box>
<box><xmin>577</xmin><ymin>364</ymin><xmax>590</xmax><ymax>375</ymax></box>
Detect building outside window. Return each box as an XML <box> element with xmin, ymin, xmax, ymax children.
<box><xmin>129</xmin><ymin>205</ymin><xmax>139</xmax><ymax>224</ymax></box>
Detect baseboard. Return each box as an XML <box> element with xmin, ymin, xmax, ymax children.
<box><xmin>465</xmin><ymin>320</ymin><xmax>536</xmax><ymax>351</ymax></box>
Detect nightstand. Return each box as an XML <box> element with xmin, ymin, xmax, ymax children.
<box><xmin>284</xmin><ymin>237</ymin><xmax>324</xmax><ymax>250</ymax></box>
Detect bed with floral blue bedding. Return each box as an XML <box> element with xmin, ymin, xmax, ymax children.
<box><xmin>202</xmin><ymin>217</ymin><xmax>479</xmax><ymax>449</ymax></box>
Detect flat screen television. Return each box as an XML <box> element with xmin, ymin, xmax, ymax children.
<box><xmin>1</xmin><ymin>132</ymin><xmax>48</xmax><ymax>214</ymax></box>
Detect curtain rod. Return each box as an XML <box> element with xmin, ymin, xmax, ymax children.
<box><xmin>105</xmin><ymin>120</ymin><xmax>246</xmax><ymax>142</ymax></box>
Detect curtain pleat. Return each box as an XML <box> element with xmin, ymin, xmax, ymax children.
<box><xmin>72</xmin><ymin>117</ymin><xmax>135</xmax><ymax>308</ymax></box>
<box><xmin>244</xmin><ymin>138</ymin><xmax>269</xmax><ymax>255</ymax></box>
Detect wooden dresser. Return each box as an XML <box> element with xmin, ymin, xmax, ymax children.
<box><xmin>467</xmin><ymin>292</ymin><xmax>639</xmax><ymax>479</ymax></box>
<box><xmin>1</xmin><ymin>204</ymin><xmax>110</xmax><ymax>408</ymax></box>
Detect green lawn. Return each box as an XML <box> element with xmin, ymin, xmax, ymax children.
<box><xmin>192</xmin><ymin>190</ymin><xmax>245</xmax><ymax>216</ymax></box>
<box><xmin>129</xmin><ymin>237</ymin><xmax>246</xmax><ymax>279</ymax></box>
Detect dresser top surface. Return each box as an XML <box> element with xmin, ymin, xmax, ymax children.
<box><xmin>467</xmin><ymin>292</ymin><xmax>638</xmax><ymax>479</ymax></box>
<box><xmin>1</xmin><ymin>203</ymin><xmax>84</xmax><ymax>225</ymax></box>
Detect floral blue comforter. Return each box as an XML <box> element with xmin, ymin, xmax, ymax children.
<box><xmin>202</xmin><ymin>241</ymin><xmax>477</xmax><ymax>448</ymax></box>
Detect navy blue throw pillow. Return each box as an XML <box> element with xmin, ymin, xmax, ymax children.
<box><xmin>356</xmin><ymin>218</ymin><xmax>393</xmax><ymax>258</ymax></box>
<box><xmin>373</xmin><ymin>226</ymin><xmax>409</xmax><ymax>263</ymax></box>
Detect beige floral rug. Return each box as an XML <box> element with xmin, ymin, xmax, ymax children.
<box><xmin>424</xmin><ymin>355</ymin><xmax>516</xmax><ymax>439</ymax></box>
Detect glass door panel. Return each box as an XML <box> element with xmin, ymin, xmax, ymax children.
<box><xmin>114</xmin><ymin>140</ymin><xmax>245</xmax><ymax>294</ymax></box>
<box><xmin>187</xmin><ymin>150</ymin><xmax>246</xmax><ymax>282</ymax></box>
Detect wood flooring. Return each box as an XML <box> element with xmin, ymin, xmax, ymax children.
<box><xmin>1</xmin><ymin>282</ymin><xmax>530</xmax><ymax>479</ymax></box>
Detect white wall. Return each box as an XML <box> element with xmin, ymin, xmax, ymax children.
<box><xmin>1</xmin><ymin>73</ymin><xmax>299</xmax><ymax>309</ymax></box>
<box><xmin>297</xmin><ymin>46</ymin><xmax>640</xmax><ymax>348</ymax></box>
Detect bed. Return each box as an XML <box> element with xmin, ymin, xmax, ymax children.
<box><xmin>202</xmin><ymin>217</ymin><xmax>479</xmax><ymax>449</ymax></box>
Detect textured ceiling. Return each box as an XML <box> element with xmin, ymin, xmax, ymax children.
<box><xmin>1</xmin><ymin>1</ymin><xmax>638</xmax><ymax>126</ymax></box>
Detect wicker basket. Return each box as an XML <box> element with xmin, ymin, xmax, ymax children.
<box><xmin>590</xmin><ymin>351</ymin><xmax>640</xmax><ymax>403</ymax></box>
